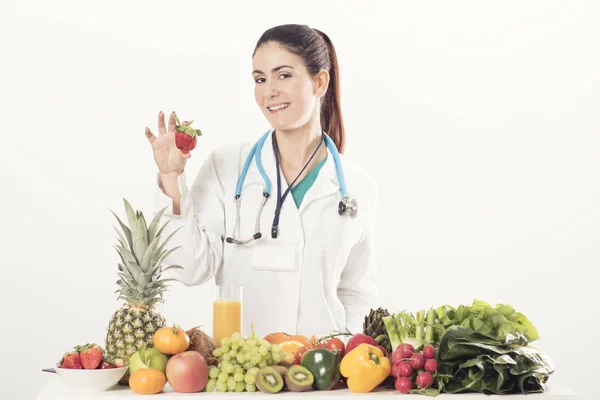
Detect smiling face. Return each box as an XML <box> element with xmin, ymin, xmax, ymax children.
<box><xmin>252</xmin><ymin>41</ymin><xmax>328</xmax><ymax>131</ymax></box>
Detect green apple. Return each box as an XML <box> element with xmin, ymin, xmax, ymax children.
<box><xmin>129</xmin><ymin>346</ymin><xmax>168</xmax><ymax>374</ymax></box>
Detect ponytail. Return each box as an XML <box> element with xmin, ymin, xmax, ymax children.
<box><xmin>313</xmin><ymin>30</ymin><xmax>345</xmax><ymax>154</ymax></box>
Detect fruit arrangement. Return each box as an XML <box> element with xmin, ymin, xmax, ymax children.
<box><xmin>57</xmin><ymin>343</ymin><xmax>118</xmax><ymax>370</ymax></box>
<box><xmin>205</xmin><ymin>325</ymin><xmax>288</xmax><ymax>393</ymax></box>
<box><xmin>50</xmin><ymin>198</ymin><xmax>555</xmax><ymax>396</ymax></box>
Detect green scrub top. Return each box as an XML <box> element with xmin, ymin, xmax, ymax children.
<box><xmin>290</xmin><ymin>156</ymin><xmax>328</xmax><ymax>208</ymax></box>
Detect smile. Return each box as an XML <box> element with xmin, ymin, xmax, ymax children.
<box><xmin>267</xmin><ymin>103</ymin><xmax>290</xmax><ymax>112</ymax></box>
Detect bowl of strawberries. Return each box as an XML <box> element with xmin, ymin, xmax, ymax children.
<box><xmin>55</xmin><ymin>343</ymin><xmax>127</xmax><ymax>392</ymax></box>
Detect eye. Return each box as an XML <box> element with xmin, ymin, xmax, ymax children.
<box><xmin>279</xmin><ymin>73</ymin><xmax>291</xmax><ymax>79</ymax></box>
<box><xmin>254</xmin><ymin>77</ymin><xmax>265</xmax><ymax>83</ymax></box>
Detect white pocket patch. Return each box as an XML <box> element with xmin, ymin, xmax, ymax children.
<box><xmin>252</xmin><ymin>239</ymin><xmax>298</xmax><ymax>272</ymax></box>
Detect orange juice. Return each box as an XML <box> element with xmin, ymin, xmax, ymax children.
<box><xmin>213</xmin><ymin>300</ymin><xmax>242</xmax><ymax>346</ymax></box>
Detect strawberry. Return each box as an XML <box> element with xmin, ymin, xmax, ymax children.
<box><xmin>175</xmin><ymin>116</ymin><xmax>202</xmax><ymax>154</ymax></box>
<box><xmin>58</xmin><ymin>349</ymin><xmax>83</xmax><ymax>369</ymax></box>
<box><xmin>79</xmin><ymin>343</ymin><xmax>104</xmax><ymax>370</ymax></box>
<box><xmin>99</xmin><ymin>361</ymin><xmax>115</xmax><ymax>369</ymax></box>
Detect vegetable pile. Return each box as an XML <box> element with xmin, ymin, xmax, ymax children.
<box><xmin>380</xmin><ymin>300</ymin><xmax>554</xmax><ymax>395</ymax></box>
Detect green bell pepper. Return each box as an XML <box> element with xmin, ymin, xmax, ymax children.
<box><xmin>300</xmin><ymin>347</ymin><xmax>343</xmax><ymax>390</ymax></box>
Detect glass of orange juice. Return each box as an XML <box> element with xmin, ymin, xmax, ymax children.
<box><xmin>213</xmin><ymin>285</ymin><xmax>242</xmax><ymax>347</ymax></box>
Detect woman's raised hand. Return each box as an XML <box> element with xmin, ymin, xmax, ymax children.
<box><xmin>145</xmin><ymin>111</ymin><xmax>191</xmax><ymax>175</ymax></box>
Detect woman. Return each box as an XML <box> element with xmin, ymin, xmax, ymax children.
<box><xmin>145</xmin><ymin>24</ymin><xmax>379</xmax><ymax>339</ymax></box>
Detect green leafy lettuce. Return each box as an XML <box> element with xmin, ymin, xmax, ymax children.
<box><xmin>435</xmin><ymin>326</ymin><xmax>554</xmax><ymax>394</ymax></box>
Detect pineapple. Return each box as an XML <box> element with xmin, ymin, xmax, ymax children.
<box><xmin>105</xmin><ymin>199</ymin><xmax>183</xmax><ymax>370</ymax></box>
<box><xmin>363</xmin><ymin>307</ymin><xmax>392</xmax><ymax>353</ymax></box>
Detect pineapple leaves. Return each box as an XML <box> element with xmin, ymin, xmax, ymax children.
<box><xmin>140</xmin><ymin>232</ymin><xmax>162</xmax><ymax>273</ymax></box>
<box><xmin>156</xmin><ymin>226</ymin><xmax>184</xmax><ymax>258</ymax></box>
<box><xmin>116</xmin><ymin>245</ymin><xmax>141</xmax><ymax>283</ymax></box>
<box><xmin>111</xmin><ymin>211</ymin><xmax>133</xmax><ymax>251</ymax></box>
<box><xmin>133</xmin><ymin>216</ymin><xmax>149</xmax><ymax>264</ymax></box>
<box><xmin>155</xmin><ymin>219</ymin><xmax>171</xmax><ymax>240</ymax></box>
<box><xmin>154</xmin><ymin>247</ymin><xmax>182</xmax><ymax>271</ymax></box>
<box><xmin>111</xmin><ymin>199</ymin><xmax>183</xmax><ymax>306</ymax></box>
<box><xmin>147</xmin><ymin>206</ymin><xmax>168</xmax><ymax>241</ymax></box>
<box><xmin>159</xmin><ymin>264</ymin><xmax>184</xmax><ymax>274</ymax></box>
<box><xmin>123</xmin><ymin>198</ymin><xmax>138</xmax><ymax>232</ymax></box>
<box><xmin>113</xmin><ymin>226</ymin><xmax>128</xmax><ymax>249</ymax></box>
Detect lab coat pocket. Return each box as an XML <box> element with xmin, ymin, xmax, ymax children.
<box><xmin>252</xmin><ymin>239</ymin><xmax>299</xmax><ymax>272</ymax></box>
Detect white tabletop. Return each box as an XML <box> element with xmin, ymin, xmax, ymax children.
<box><xmin>37</xmin><ymin>376</ymin><xmax>578</xmax><ymax>399</ymax></box>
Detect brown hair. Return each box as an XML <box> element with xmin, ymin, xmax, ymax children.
<box><xmin>253</xmin><ymin>24</ymin><xmax>345</xmax><ymax>153</ymax></box>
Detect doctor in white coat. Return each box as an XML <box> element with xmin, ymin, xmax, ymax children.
<box><xmin>144</xmin><ymin>24</ymin><xmax>379</xmax><ymax>339</ymax></box>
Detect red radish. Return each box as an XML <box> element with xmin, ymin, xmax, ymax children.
<box><xmin>395</xmin><ymin>377</ymin><xmax>414</xmax><ymax>394</ymax></box>
<box><xmin>391</xmin><ymin>362</ymin><xmax>401</xmax><ymax>378</ymax></box>
<box><xmin>397</xmin><ymin>362</ymin><xmax>413</xmax><ymax>377</ymax></box>
<box><xmin>423</xmin><ymin>345</ymin><xmax>436</xmax><ymax>359</ymax></box>
<box><xmin>377</xmin><ymin>345</ymin><xmax>388</xmax><ymax>357</ymax></box>
<box><xmin>424</xmin><ymin>358</ymin><xmax>438</xmax><ymax>373</ymax></box>
<box><xmin>398</xmin><ymin>343</ymin><xmax>415</xmax><ymax>358</ymax></box>
<box><xmin>79</xmin><ymin>343</ymin><xmax>103</xmax><ymax>370</ymax></box>
<box><xmin>409</xmin><ymin>353</ymin><xmax>425</xmax><ymax>370</ymax></box>
<box><xmin>100</xmin><ymin>362</ymin><xmax>115</xmax><ymax>369</ymax></box>
<box><xmin>345</xmin><ymin>333</ymin><xmax>376</xmax><ymax>355</ymax></box>
<box><xmin>392</xmin><ymin>349</ymin><xmax>406</xmax><ymax>365</ymax></box>
<box><xmin>416</xmin><ymin>371</ymin><xmax>434</xmax><ymax>389</ymax></box>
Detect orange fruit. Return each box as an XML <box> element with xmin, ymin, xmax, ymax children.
<box><xmin>264</xmin><ymin>333</ymin><xmax>311</xmax><ymax>347</ymax></box>
<box><xmin>129</xmin><ymin>368</ymin><xmax>167</xmax><ymax>395</ymax></box>
<box><xmin>279</xmin><ymin>340</ymin><xmax>306</xmax><ymax>364</ymax></box>
<box><xmin>289</xmin><ymin>335</ymin><xmax>311</xmax><ymax>348</ymax></box>
<box><xmin>263</xmin><ymin>332</ymin><xmax>290</xmax><ymax>345</ymax></box>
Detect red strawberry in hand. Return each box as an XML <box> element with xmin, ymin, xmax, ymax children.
<box><xmin>175</xmin><ymin>117</ymin><xmax>202</xmax><ymax>154</ymax></box>
<box><xmin>58</xmin><ymin>349</ymin><xmax>83</xmax><ymax>369</ymax></box>
<box><xmin>79</xmin><ymin>343</ymin><xmax>104</xmax><ymax>370</ymax></box>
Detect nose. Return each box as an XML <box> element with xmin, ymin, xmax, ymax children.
<box><xmin>265</xmin><ymin>80</ymin><xmax>280</xmax><ymax>99</ymax></box>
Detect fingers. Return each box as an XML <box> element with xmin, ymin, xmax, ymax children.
<box><xmin>145</xmin><ymin>127</ymin><xmax>156</xmax><ymax>144</ymax></box>
<box><xmin>168</xmin><ymin>111</ymin><xmax>176</xmax><ymax>133</ymax></box>
<box><xmin>181</xmin><ymin>152</ymin><xmax>191</xmax><ymax>159</ymax></box>
<box><xmin>158</xmin><ymin>111</ymin><xmax>166</xmax><ymax>136</ymax></box>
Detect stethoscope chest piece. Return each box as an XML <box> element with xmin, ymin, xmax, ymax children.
<box><xmin>338</xmin><ymin>196</ymin><xmax>358</xmax><ymax>218</ymax></box>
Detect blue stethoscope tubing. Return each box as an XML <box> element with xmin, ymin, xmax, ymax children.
<box><xmin>226</xmin><ymin>129</ymin><xmax>357</xmax><ymax>245</ymax></box>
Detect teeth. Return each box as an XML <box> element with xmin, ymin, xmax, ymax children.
<box><xmin>268</xmin><ymin>103</ymin><xmax>289</xmax><ymax>111</ymax></box>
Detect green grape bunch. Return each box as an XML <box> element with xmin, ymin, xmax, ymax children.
<box><xmin>205</xmin><ymin>326</ymin><xmax>288</xmax><ymax>392</ymax></box>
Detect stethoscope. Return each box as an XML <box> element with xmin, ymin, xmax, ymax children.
<box><xmin>225</xmin><ymin>129</ymin><xmax>357</xmax><ymax>245</ymax></box>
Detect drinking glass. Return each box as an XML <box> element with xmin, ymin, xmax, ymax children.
<box><xmin>213</xmin><ymin>285</ymin><xmax>242</xmax><ymax>347</ymax></box>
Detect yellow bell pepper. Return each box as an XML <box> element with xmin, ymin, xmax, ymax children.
<box><xmin>340</xmin><ymin>343</ymin><xmax>391</xmax><ymax>393</ymax></box>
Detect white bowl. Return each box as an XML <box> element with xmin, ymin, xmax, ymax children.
<box><xmin>55</xmin><ymin>367</ymin><xmax>128</xmax><ymax>392</ymax></box>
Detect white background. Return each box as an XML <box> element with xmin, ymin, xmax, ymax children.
<box><xmin>1</xmin><ymin>1</ymin><xmax>598</xmax><ymax>399</ymax></box>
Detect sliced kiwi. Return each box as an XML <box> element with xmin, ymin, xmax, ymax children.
<box><xmin>285</xmin><ymin>364</ymin><xmax>314</xmax><ymax>392</ymax></box>
<box><xmin>271</xmin><ymin>365</ymin><xmax>289</xmax><ymax>378</ymax></box>
<box><xmin>255</xmin><ymin>366</ymin><xmax>284</xmax><ymax>394</ymax></box>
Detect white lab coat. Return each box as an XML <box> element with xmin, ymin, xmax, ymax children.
<box><xmin>153</xmin><ymin>131</ymin><xmax>379</xmax><ymax>339</ymax></box>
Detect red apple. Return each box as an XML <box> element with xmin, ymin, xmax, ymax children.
<box><xmin>166</xmin><ymin>351</ymin><xmax>208</xmax><ymax>393</ymax></box>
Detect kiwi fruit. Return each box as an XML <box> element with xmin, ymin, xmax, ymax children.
<box><xmin>255</xmin><ymin>366</ymin><xmax>284</xmax><ymax>394</ymax></box>
<box><xmin>271</xmin><ymin>365</ymin><xmax>289</xmax><ymax>377</ymax></box>
<box><xmin>285</xmin><ymin>364</ymin><xmax>314</xmax><ymax>392</ymax></box>
<box><xmin>277</xmin><ymin>360</ymin><xmax>293</xmax><ymax>369</ymax></box>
